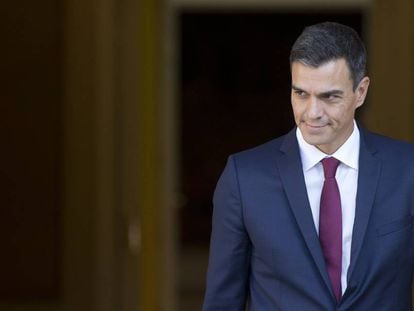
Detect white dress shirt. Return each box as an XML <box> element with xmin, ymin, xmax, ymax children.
<box><xmin>296</xmin><ymin>121</ymin><xmax>360</xmax><ymax>295</ymax></box>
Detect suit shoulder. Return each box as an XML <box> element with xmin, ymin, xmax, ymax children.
<box><xmin>364</xmin><ymin>130</ymin><xmax>414</xmax><ymax>159</ymax></box>
<box><xmin>229</xmin><ymin>134</ymin><xmax>287</xmax><ymax>167</ymax></box>
<box><xmin>365</xmin><ymin>130</ymin><xmax>414</xmax><ymax>150</ymax></box>
<box><xmin>236</xmin><ymin>136</ymin><xmax>284</xmax><ymax>155</ymax></box>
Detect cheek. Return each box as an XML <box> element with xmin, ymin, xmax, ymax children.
<box><xmin>329</xmin><ymin>107</ymin><xmax>355</xmax><ymax>127</ymax></box>
<box><xmin>291</xmin><ymin>102</ymin><xmax>303</xmax><ymax>119</ymax></box>
<box><xmin>292</xmin><ymin>109</ymin><xmax>302</xmax><ymax>124</ymax></box>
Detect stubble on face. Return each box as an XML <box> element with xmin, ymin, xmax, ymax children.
<box><xmin>291</xmin><ymin>59</ymin><xmax>368</xmax><ymax>154</ymax></box>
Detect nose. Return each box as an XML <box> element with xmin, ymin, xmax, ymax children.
<box><xmin>306</xmin><ymin>97</ymin><xmax>323</xmax><ymax>119</ymax></box>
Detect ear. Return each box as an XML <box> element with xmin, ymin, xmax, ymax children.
<box><xmin>355</xmin><ymin>76</ymin><xmax>370</xmax><ymax>108</ymax></box>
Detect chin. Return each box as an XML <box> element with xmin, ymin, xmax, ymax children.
<box><xmin>307</xmin><ymin>140</ymin><xmax>325</xmax><ymax>148</ymax></box>
<box><xmin>302</xmin><ymin>134</ymin><xmax>328</xmax><ymax>148</ymax></box>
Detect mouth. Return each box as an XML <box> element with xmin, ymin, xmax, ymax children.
<box><xmin>300</xmin><ymin>122</ymin><xmax>329</xmax><ymax>135</ymax></box>
<box><xmin>304</xmin><ymin>123</ymin><xmax>328</xmax><ymax>129</ymax></box>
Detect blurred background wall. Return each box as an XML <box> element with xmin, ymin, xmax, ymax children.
<box><xmin>0</xmin><ymin>0</ymin><xmax>413</xmax><ymax>310</ymax></box>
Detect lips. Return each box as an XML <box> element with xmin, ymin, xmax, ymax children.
<box><xmin>301</xmin><ymin>122</ymin><xmax>329</xmax><ymax>135</ymax></box>
<box><xmin>305</xmin><ymin>123</ymin><xmax>327</xmax><ymax>129</ymax></box>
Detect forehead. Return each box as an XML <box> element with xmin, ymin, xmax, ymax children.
<box><xmin>291</xmin><ymin>59</ymin><xmax>353</xmax><ymax>91</ymax></box>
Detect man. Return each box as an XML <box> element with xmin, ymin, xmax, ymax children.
<box><xmin>202</xmin><ymin>22</ymin><xmax>414</xmax><ymax>310</ymax></box>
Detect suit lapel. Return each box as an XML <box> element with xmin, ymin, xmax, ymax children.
<box><xmin>276</xmin><ymin>129</ymin><xmax>334</xmax><ymax>296</ymax></box>
<box><xmin>346</xmin><ymin>128</ymin><xmax>381</xmax><ymax>283</ymax></box>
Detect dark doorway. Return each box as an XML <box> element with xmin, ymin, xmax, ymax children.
<box><xmin>0</xmin><ymin>1</ymin><xmax>61</xmax><ymax>300</ymax></box>
<box><xmin>179</xmin><ymin>10</ymin><xmax>363</xmax><ymax>310</ymax></box>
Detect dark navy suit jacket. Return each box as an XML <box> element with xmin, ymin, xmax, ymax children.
<box><xmin>203</xmin><ymin>126</ymin><xmax>414</xmax><ymax>310</ymax></box>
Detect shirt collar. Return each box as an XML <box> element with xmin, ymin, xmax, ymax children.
<box><xmin>296</xmin><ymin>120</ymin><xmax>360</xmax><ymax>171</ymax></box>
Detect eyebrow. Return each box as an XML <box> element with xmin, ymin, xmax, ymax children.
<box><xmin>292</xmin><ymin>85</ymin><xmax>305</xmax><ymax>93</ymax></box>
<box><xmin>292</xmin><ymin>85</ymin><xmax>344</xmax><ymax>97</ymax></box>
<box><xmin>319</xmin><ymin>90</ymin><xmax>344</xmax><ymax>97</ymax></box>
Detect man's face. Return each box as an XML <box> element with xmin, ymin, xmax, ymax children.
<box><xmin>291</xmin><ymin>58</ymin><xmax>370</xmax><ymax>154</ymax></box>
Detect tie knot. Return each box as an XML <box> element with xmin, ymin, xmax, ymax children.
<box><xmin>321</xmin><ymin>157</ymin><xmax>340</xmax><ymax>179</ymax></box>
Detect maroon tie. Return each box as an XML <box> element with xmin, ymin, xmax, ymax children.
<box><xmin>319</xmin><ymin>157</ymin><xmax>342</xmax><ymax>302</ymax></box>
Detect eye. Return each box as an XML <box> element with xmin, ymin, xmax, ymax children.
<box><xmin>294</xmin><ymin>90</ymin><xmax>307</xmax><ymax>98</ymax></box>
<box><xmin>321</xmin><ymin>93</ymin><xmax>342</xmax><ymax>102</ymax></box>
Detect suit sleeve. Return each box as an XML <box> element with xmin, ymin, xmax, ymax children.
<box><xmin>202</xmin><ymin>156</ymin><xmax>251</xmax><ymax>311</ymax></box>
